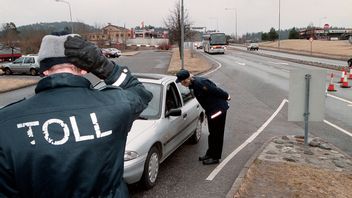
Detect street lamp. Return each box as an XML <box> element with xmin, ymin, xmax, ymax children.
<box><xmin>180</xmin><ymin>0</ymin><xmax>184</xmax><ymax>69</ymax></box>
<box><xmin>55</xmin><ymin>0</ymin><xmax>73</xmax><ymax>33</ymax></box>
<box><xmin>225</xmin><ymin>7</ymin><xmax>238</xmax><ymax>41</ymax></box>
<box><xmin>278</xmin><ymin>0</ymin><xmax>281</xmax><ymax>49</ymax></box>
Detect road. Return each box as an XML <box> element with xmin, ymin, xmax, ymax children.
<box><xmin>229</xmin><ymin>45</ymin><xmax>348</xmax><ymax>67</ymax></box>
<box><xmin>131</xmin><ymin>49</ymin><xmax>352</xmax><ymax>197</ymax></box>
<box><xmin>1</xmin><ymin>49</ymin><xmax>351</xmax><ymax>197</ymax></box>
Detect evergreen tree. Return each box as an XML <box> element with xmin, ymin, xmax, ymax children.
<box><xmin>268</xmin><ymin>27</ymin><xmax>278</xmax><ymax>41</ymax></box>
<box><xmin>261</xmin><ymin>33</ymin><xmax>269</xmax><ymax>41</ymax></box>
<box><xmin>288</xmin><ymin>27</ymin><xmax>299</xmax><ymax>39</ymax></box>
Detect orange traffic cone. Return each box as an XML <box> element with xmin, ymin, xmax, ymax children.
<box><xmin>340</xmin><ymin>74</ymin><xmax>351</xmax><ymax>88</ymax></box>
<box><xmin>348</xmin><ymin>68</ymin><xmax>352</xmax><ymax>80</ymax></box>
<box><xmin>327</xmin><ymin>73</ymin><xmax>337</xmax><ymax>91</ymax></box>
<box><xmin>338</xmin><ymin>69</ymin><xmax>346</xmax><ymax>83</ymax></box>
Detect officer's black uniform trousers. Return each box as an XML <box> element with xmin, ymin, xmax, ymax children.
<box><xmin>206</xmin><ymin>111</ymin><xmax>227</xmax><ymax>160</ymax></box>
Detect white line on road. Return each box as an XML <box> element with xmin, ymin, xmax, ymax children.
<box><xmin>327</xmin><ymin>93</ymin><xmax>352</xmax><ymax>105</ymax></box>
<box><xmin>324</xmin><ymin>120</ymin><xmax>352</xmax><ymax>138</ymax></box>
<box><xmin>206</xmin><ymin>99</ymin><xmax>289</xmax><ymax>181</ymax></box>
<box><xmin>236</xmin><ymin>62</ymin><xmax>246</xmax><ymax>66</ymax></box>
<box><xmin>199</xmin><ymin>53</ymin><xmax>222</xmax><ymax>76</ymax></box>
<box><xmin>268</xmin><ymin>61</ymin><xmax>288</xmax><ymax>65</ymax></box>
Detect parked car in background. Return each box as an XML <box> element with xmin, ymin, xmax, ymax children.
<box><xmin>0</xmin><ymin>55</ymin><xmax>39</xmax><ymax>75</ymax></box>
<box><xmin>102</xmin><ymin>48</ymin><xmax>122</xmax><ymax>58</ymax></box>
<box><xmin>247</xmin><ymin>43</ymin><xmax>259</xmax><ymax>51</ymax></box>
<box><xmin>95</xmin><ymin>73</ymin><xmax>205</xmax><ymax>189</ymax></box>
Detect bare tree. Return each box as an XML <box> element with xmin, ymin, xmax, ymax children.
<box><xmin>164</xmin><ymin>1</ymin><xmax>193</xmax><ymax>54</ymax></box>
<box><xmin>0</xmin><ymin>22</ymin><xmax>21</xmax><ymax>59</ymax></box>
<box><xmin>19</xmin><ymin>29</ymin><xmax>47</xmax><ymax>54</ymax></box>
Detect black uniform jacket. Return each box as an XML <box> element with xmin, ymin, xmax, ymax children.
<box><xmin>0</xmin><ymin>65</ymin><xmax>152</xmax><ymax>198</ymax></box>
<box><xmin>189</xmin><ymin>76</ymin><xmax>229</xmax><ymax>117</ymax></box>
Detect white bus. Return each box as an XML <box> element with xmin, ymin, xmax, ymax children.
<box><xmin>202</xmin><ymin>32</ymin><xmax>227</xmax><ymax>54</ymax></box>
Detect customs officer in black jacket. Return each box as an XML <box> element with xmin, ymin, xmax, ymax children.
<box><xmin>176</xmin><ymin>69</ymin><xmax>230</xmax><ymax>165</ymax></box>
<box><xmin>0</xmin><ymin>34</ymin><xmax>152</xmax><ymax>197</ymax></box>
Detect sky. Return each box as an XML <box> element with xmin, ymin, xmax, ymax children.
<box><xmin>1</xmin><ymin>0</ymin><xmax>351</xmax><ymax>36</ymax></box>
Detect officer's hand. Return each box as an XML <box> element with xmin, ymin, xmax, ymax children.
<box><xmin>64</xmin><ymin>36</ymin><xmax>115</xmax><ymax>79</ymax></box>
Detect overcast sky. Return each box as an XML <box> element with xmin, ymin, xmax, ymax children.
<box><xmin>1</xmin><ymin>0</ymin><xmax>351</xmax><ymax>35</ymax></box>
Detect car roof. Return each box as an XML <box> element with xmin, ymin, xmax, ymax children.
<box><xmin>134</xmin><ymin>73</ymin><xmax>177</xmax><ymax>85</ymax></box>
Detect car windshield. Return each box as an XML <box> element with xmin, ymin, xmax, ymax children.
<box><xmin>139</xmin><ymin>82</ymin><xmax>162</xmax><ymax>120</ymax></box>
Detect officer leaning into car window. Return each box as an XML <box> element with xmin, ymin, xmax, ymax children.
<box><xmin>0</xmin><ymin>34</ymin><xmax>152</xmax><ymax>198</ymax></box>
<box><xmin>176</xmin><ymin>69</ymin><xmax>230</xmax><ymax>165</ymax></box>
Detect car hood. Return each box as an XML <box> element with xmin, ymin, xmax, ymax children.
<box><xmin>126</xmin><ymin>119</ymin><xmax>157</xmax><ymax>144</ymax></box>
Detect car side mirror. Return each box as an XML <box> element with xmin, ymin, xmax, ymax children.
<box><xmin>165</xmin><ymin>108</ymin><xmax>182</xmax><ymax>117</ymax></box>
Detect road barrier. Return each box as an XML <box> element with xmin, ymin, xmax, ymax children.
<box><xmin>327</xmin><ymin>73</ymin><xmax>337</xmax><ymax>92</ymax></box>
<box><xmin>340</xmin><ymin>74</ymin><xmax>351</xmax><ymax>88</ymax></box>
<box><xmin>338</xmin><ymin>69</ymin><xmax>346</xmax><ymax>83</ymax></box>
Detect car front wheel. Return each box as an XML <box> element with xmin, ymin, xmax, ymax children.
<box><xmin>190</xmin><ymin>117</ymin><xmax>203</xmax><ymax>144</ymax></box>
<box><xmin>30</xmin><ymin>69</ymin><xmax>37</xmax><ymax>76</ymax></box>
<box><xmin>4</xmin><ymin>68</ymin><xmax>12</xmax><ymax>75</ymax></box>
<box><xmin>141</xmin><ymin>146</ymin><xmax>160</xmax><ymax>189</ymax></box>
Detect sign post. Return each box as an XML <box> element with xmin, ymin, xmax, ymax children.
<box><xmin>303</xmin><ymin>74</ymin><xmax>311</xmax><ymax>145</ymax></box>
<box><xmin>309</xmin><ymin>37</ymin><xmax>313</xmax><ymax>55</ymax></box>
<box><xmin>288</xmin><ymin>69</ymin><xmax>326</xmax><ymax>145</ymax></box>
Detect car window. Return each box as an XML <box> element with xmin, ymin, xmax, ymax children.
<box><xmin>176</xmin><ymin>83</ymin><xmax>194</xmax><ymax>104</ymax></box>
<box><xmin>139</xmin><ymin>82</ymin><xmax>162</xmax><ymax>119</ymax></box>
<box><xmin>13</xmin><ymin>57</ymin><xmax>24</xmax><ymax>64</ymax></box>
<box><xmin>165</xmin><ymin>84</ymin><xmax>181</xmax><ymax>113</ymax></box>
<box><xmin>24</xmin><ymin>57</ymin><xmax>34</xmax><ymax>64</ymax></box>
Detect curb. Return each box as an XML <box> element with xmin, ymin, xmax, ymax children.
<box><xmin>225</xmin><ymin>137</ymin><xmax>276</xmax><ymax>198</ymax></box>
<box><xmin>228</xmin><ymin>46</ymin><xmax>346</xmax><ymax>71</ymax></box>
<box><xmin>121</xmin><ymin>51</ymin><xmax>140</xmax><ymax>56</ymax></box>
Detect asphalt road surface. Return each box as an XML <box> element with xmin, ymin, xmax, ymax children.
<box><xmin>229</xmin><ymin>45</ymin><xmax>347</xmax><ymax>66</ymax></box>
<box><xmin>1</xmin><ymin>49</ymin><xmax>351</xmax><ymax>197</ymax></box>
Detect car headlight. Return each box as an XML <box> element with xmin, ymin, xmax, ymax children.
<box><xmin>124</xmin><ymin>151</ymin><xmax>139</xmax><ymax>161</ymax></box>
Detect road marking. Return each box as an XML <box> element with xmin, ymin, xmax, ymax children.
<box><xmin>236</xmin><ymin>62</ymin><xmax>246</xmax><ymax>66</ymax></box>
<box><xmin>199</xmin><ymin>53</ymin><xmax>222</xmax><ymax>76</ymax></box>
<box><xmin>268</xmin><ymin>61</ymin><xmax>288</xmax><ymax>65</ymax></box>
<box><xmin>324</xmin><ymin>120</ymin><xmax>352</xmax><ymax>138</ymax></box>
<box><xmin>327</xmin><ymin>94</ymin><xmax>352</xmax><ymax>105</ymax></box>
<box><xmin>206</xmin><ymin>99</ymin><xmax>288</xmax><ymax>181</ymax></box>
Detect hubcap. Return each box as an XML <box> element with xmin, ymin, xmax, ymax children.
<box><xmin>148</xmin><ymin>152</ymin><xmax>159</xmax><ymax>183</ymax></box>
<box><xmin>195</xmin><ymin>119</ymin><xmax>202</xmax><ymax>141</ymax></box>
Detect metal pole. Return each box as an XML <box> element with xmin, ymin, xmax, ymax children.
<box><xmin>278</xmin><ymin>0</ymin><xmax>281</xmax><ymax>49</ymax></box>
<box><xmin>235</xmin><ymin>8</ymin><xmax>238</xmax><ymax>41</ymax></box>
<box><xmin>304</xmin><ymin>74</ymin><xmax>311</xmax><ymax>145</ymax></box>
<box><xmin>180</xmin><ymin>0</ymin><xmax>184</xmax><ymax>69</ymax></box>
<box><xmin>68</xmin><ymin>2</ymin><xmax>73</xmax><ymax>33</ymax></box>
<box><xmin>55</xmin><ymin>0</ymin><xmax>73</xmax><ymax>33</ymax></box>
<box><xmin>225</xmin><ymin>8</ymin><xmax>237</xmax><ymax>41</ymax></box>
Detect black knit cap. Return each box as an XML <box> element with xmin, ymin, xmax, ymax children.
<box><xmin>176</xmin><ymin>69</ymin><xmax>190</xmax><ymax>83</ymax></box>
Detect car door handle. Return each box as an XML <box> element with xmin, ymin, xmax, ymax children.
<box><xmin>183</xmin><ymin>114</ymin><xmax>187</xmax><ymax>118</ymax></box>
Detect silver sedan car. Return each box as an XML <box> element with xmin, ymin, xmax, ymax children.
<box><xmin>123</xmin><ymin>73</ymin><xmax>205</xmax><ymax>189</ymax></box>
